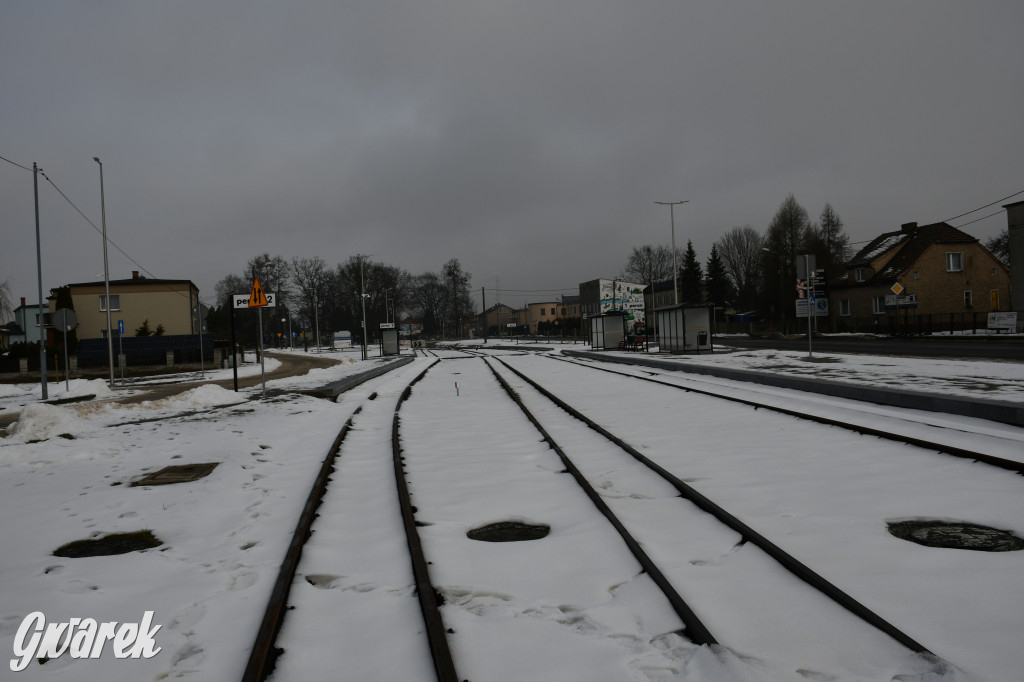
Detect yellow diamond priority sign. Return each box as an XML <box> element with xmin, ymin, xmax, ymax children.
<box><xmin>249</xmin><ymin>277</ymin><xmax>269</xmax><ymax>307</ymax></box>
<box><xmin>891</xmin><ymin>282</ymin><xmax>904</xmax><ymax>296</ymax></box>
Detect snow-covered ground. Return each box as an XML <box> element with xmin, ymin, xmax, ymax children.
<box><xmin>0</xmin><ymin>344</ymin><xmax>1020</xmax><ymax>680</ymax></box>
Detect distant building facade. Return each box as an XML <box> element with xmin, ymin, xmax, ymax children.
<box><xmin>523</xmin><ymin>295</ymin><xmax>582</xmax><ymax>334</ymax></box>
<box><xmin>579</xmin><ymin>279</ymin><xmax>647</xmax><ymax>327</ymax></box>
<box><xmin>477</xmin><ymin>303</ymin><xmax>524</xmax><ymax>335</ymax></box>
<box><xmin>10</xmin><ymin>298</ymin><xmax>48</xmax><ymax>345</ymax></box>
<box><xmin>830</xmin><ymin>221</ymin><xmax>1010</xmax><ymax>324</ymax></box>
<box><xmin>56</xmin><ymin>272</ymin><xmax>201</xmax><ymax>339</ymax></box>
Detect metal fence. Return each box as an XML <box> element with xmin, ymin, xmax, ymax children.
<box><xmin>714</xmin><ymin>312</ymin><xmax>1011</xmax><ymax>337</ymax></box>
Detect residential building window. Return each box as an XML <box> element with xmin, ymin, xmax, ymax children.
<box><xmin>854</xmin><ymin>268</ymin><xmax>865</xmax><ymax>282</ymax></box>
<box><xmin>561</xmin><ymin>308</ymin><xmax>566</xmax><ymax>316</ymax></box>
<box><xmin>872</xmin><ymin>296</ymin><xmax>886</xmax><ymax>314</ymax></box>
<box><xmin>991</xmin><ymin>268</ymin><xmax>998</xmax><ymax>276</ymax></box>
<box><xmin>840</xmin><ymin>299</ymin><xmax>851</xmax><ymax>317</ymax></box>
<box><xmin>963</xmin><ymin>291</ymin><xmax>972</xmax><ymax>308</ymax></box>
<box><xmin>946</xmin><ymin>252</ymin><xmax>964</xmax><ymax>272</ymax></box>
<box><xmin>34</xmin><ymin>314</ymin><xmax>40</xmax><ymax>326</ymax></box>
<box><xmin>913</xmin><ymin>271</ymin><xmax>920</xmax><ymax>280</ymax></box>
<box><xmin>100</xmin><ymin>294</ymin><xmax>120</xmax><ymax>311</ymax></box>
<box><xmin>540</xmin><ymin>308</ymin><xmax>545</xmax><ymax>316</ymax></box>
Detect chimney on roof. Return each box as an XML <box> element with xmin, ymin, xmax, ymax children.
<box><xmin>901</xmin><ymin>222</ymin><xmax>918</xmax><ymax>233</ymax></box>
<box><xmin>21</xmin><ymin>297</ymin><xmax>26</xmax><ymax>307</ymax></box>
<box><xmin>132</xmin><ymin>271</ymin><xmax>140</xmax><ymax>279</ymax></box>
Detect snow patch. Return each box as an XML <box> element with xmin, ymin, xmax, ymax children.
<box><xmin>6</xmin><ymin>403</ymin><xmax>96</xmax><ymax>441</ymax></box>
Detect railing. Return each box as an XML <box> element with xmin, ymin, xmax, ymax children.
<box><xmin>712</xmin><ymin>312</ymin><xmax>1010</xmax><ymax>337</ymax></box>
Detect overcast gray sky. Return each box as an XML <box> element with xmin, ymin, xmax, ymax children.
<box><xmin>3</xmin><ymin>0</ymin><xmax>1022</xmax><ymax>312</ymax></box>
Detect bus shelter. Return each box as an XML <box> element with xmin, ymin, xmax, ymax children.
<box><xmin>588</xmin><ymin>311</ymin><xmax>628</xmax><ymax>350</ymax></box>
<box><xmin>656</xmin><ymin>304</ymin><xmax>713</xmax><ymax>353</ymax></box>
<box><xmin>381</xmin><ymin>328</ymin><xmax>400</xmax><ymax>356</ymax></box>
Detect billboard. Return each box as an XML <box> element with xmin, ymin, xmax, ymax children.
<box><xmin>598</xmin><ymin>280</ymin><xmax>646</xmax><ymax>324</ymax></box>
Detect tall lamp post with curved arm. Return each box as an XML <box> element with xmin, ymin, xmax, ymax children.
<box><xmin>93</xmin><ymin>157</ymin><xmax>115</xmax><ymax>388</ymax></box>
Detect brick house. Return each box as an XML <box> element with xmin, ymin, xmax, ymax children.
<box><xmin>830</xmin><ymin>221</ymin><xmax>1010</xmax><ymax>327</ymax></box>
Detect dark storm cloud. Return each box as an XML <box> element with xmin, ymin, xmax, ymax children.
<box><xmin>3</xmin><ymin>1</ymin><xmax>1021</xmax><ymax>310</ymax></box>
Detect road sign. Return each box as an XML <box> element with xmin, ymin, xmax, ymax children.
<box><xmin>380</xmin><ymin>322</ymin><xmax>396</xmax><ymax>329</ymax></box>
<box><xmin>885</xmin><ymin>293</ymin><xmax>917</xmax><ymax>309</ymax></box>
<box><xmin>233</xmin><ymin>292</ymin><xmax>276</xmax><ymax>309</ymax></box>
<box><xmin>52</xmin><ymin>308</ymin><xmax>78</xmax><ymax>332</ymax></box>
<box><xmin>796</xmin><ymin>254</ymin><xmax>816</xmax><ymax>279</ymax></box>
<box><xmin>891</xmin><ymin>282</ymin><xmax>904</xmax><ymax>295</ymax></box>
<box><xmin>795</xmin><ymin>298</ymin><xmax>828</xmax><ymax>317</ymax></box>
<box><xmin>249</xmin><ymin>277</ymin><xmax>269</xmax><ymax>307</ymax></box>
<box><xmin>118</xmin><ymin>319</ymin><xmax>124</xmax><ymax>335</ymax></box>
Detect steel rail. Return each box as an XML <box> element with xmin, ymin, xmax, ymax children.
<box><xmin>493</xmin><ymin>356</ymin><xmax>937</xmax><ymax>657</ymax></box>
<box><xmin>241</xmin><ymin>404</ymin><xmax>363</xmax><ymax>682</ymax></box>
<box><xmin>484</xmin><ymin>359</ymin><xmax>717</xmax><ymax>646</ymax></box>
<box><xmin>242</xmin><ymin>359</ymin><xmax>457</xmax><ymax>682</ymax></box>
<box><xmin>553</xmin><ymin>355</ymin><xmax>1024</xmax><ymax>475</ymax></box>
<box><xmin>392</xmin><ymin>360</ymin><xmax>461</xmax><ymax>682</ymax></box>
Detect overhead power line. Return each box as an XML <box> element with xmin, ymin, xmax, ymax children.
<box><xmin>952</xmin><ymin>210</ymin><xmax>1004</xmax><ymax>229</ymax></box>
<box><xmin>943</xmin><ymin>188</ymin><xmax>1024</xmax><ymax>223</ymax></box>
<box><xmin>0</xmin><ymin>154</ymin><xmax>33</xmax><ymax>172</ymax></box>
<box><xmin>37</xmin><ymin>168</ymin><xmax>220</xmax><ymax>306</ymax></box>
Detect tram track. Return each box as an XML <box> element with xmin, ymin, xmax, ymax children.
<box><xmin>396</xmin><ymin>356</ymin><xmax>952</xmax><ymax>678</ymax></box>
<box><xmin>549</xmin><ymin>353</ymin><xmax>1024</xmax><ymax>474</ymax></box>
<box><xmin>486</xmin><ymin>357</ymin><xmax>934</xmax><ymax>657</ymax></box>
<box><xmin>242</xmin><ymin>349</ymin><xmax>1017</xmax><ymax>679</ymax></box>
<box><xmin>242</xmin><ymin>358</ymin><xmax>457</xmax><ymax>682</ymax></box>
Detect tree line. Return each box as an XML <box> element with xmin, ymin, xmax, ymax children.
<box><xmin>622</xmin><ymin>195</ymin><xmax>852</xmax><ymax>324</ymax></box>
<box><xmin>205</xmin><ymin>254</ymin><xmax>474</xmax><ymax>347</ymax></box>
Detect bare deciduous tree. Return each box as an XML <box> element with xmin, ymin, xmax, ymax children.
<box><xmin>0</xmin><ymin>279</ymin><xmax>12</xmax><ymax>323</ymax></box>
<box><xmin>214</xmin><ymin>274</ymin><xmax>249</xmax><ymax>305</ymax></box>
<box><xmin>411</xmin><ymin>272</ymin><xmax>446</xmax><ymax>336</ymax></box>
<box><xmin>715</xmin><ymin>225</ymin><xmax>764</xmax><ymax>312</ymax></box>
<box><xmin>621</xmin><ymin>244</ymin><xmax>676</xmax><ymax>286</ymax></box>
<box><xmin>985</xmin><ymin>228</ymin><xmax>1009</xmax><ymax>265</ymax></box>
<box><xmin>290</xmin><ymin>256</ymin><xmax>328</xmax><ymax>347</ymax></box>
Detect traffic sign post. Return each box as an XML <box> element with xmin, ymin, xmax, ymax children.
<box><xmin>53</xmin><ymin>308</ymin><xmax>77</xmax><ymax>391</ymax></box>
<box><xmin>803</xmin><ymin>255</ymin><xmax>813</xmax><ymax>358</ymax></box>
<box><xmin>232</xmin><ymin>278</ymin><xmax>277</xmax><ymax>399</ymax></box>
<box><xmin>117</xmin><ymin>320</ymin><xmax>125</xmax><ymax>383</ymax></box>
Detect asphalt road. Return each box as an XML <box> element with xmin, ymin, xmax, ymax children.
<box><xmin>719</xmin><ymin>335</ymin><xmax>1023</xmax><ymax>360</ymax></box>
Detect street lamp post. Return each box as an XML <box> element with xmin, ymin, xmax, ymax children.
<box><xmin>93</xmin><ymin>157</ymin><xmax>115</xmax><ymax>388</ymax></box>
<box><xmin>655</xmin><ymin>200</ymin><xmax>688</xmax><ymax>305</ymax></box>
<box><xmin>358</xmin><ymin>255</ymin><xmax>368</xmax><ymax>361</ymax></box>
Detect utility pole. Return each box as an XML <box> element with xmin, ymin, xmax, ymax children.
<box><xmin>33</xmin><ymin>163</ymin><xmax>47</xmax><ymax>399</ymax></box>
<box><xmin>93</xmin><ymin>158</ymin><xmax>115</xmax><ymax>389</ymax></box>
<box><xmin>482</xmin><ymin>286</ymin><xmax>487</xmax><ymax>343</ymax></box>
